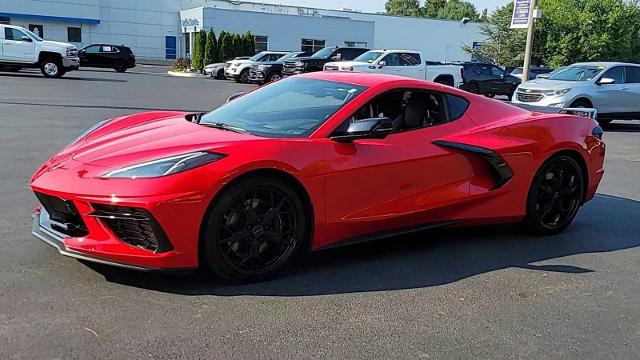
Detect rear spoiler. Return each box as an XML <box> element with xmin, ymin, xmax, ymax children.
<box><xmin>510</xmin><ymin>103</ymin><xmax>598</xmax><ymax>120</ymax></box>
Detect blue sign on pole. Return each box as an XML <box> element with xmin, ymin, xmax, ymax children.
<box><xmin>511</xmin><ymin>0</ymin><xmax>531</xmax><ymax>29</ymax></box>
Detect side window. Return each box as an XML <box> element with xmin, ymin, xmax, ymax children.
<box><xmin>601</xmin><ymin>66</ymin><xmax>624</xmax><ymax>84</ymax></box>
<box><xmin>624</xmin><ymin>67</ymin><xmax>640</xmax><ymax>83</ymax></box>
<box><xmin>342</xmin><ymin>49</ymin><xmax>356</xmax><ymax>60</ymax></box>
<box><xmin>4</xmin><ymin>28</ymin><xmax>26</xmax><ymax>41</ymax></box>
<box><xmin>400</xmin><ymin>53</ymin><xmax>421</xmax><ymax>66</ymax></box>
<box><xmin>100</xmin><ymin>45</ymin><xmax>116</xmax><ymax>53</ymax></box>
<box><xmin>382</xmin><ymin>53</ymin><xmax>401</xmax><ymax>66</ymax></box>
<box><xmin>491</xmin><ymin>66</ymin><xmax>505</xmax><ymax>77</ymax></box>
<box><xmin>447</xmin><ymin>94</ymin><xmax>470</xmax><ymax>120</ymax></box>
<box><xmin>84</xmin><ymin>45</ymin><xmax>99</xmax><ymax>54</ymax></box>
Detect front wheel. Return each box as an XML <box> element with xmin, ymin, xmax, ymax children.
<box><xmin>237</xmin><ymin>69</ymin><xmax>250</xmax><ymax>83</ymax></box>
<box><xmin>41</xmin><ymin>58</ymin><xmax>64</xmax><ymax>78</ymax></box>
<box><xmin>216</xmin><ymin>69</ymin><xmax>225</xmax><ymax>79</ymax></box>
<box><xmin>267</xmin><ymin>71</ymin><xmax>282</xmax><ymax>83</ymax></box>
<box><xmin>523</xmin><ymin>156</ymin><xmax>585</xmax><ymax>235</ymax></box>
<box><xmin>114</xmin><ymin>62</ymin><xmax>127</xmax><ymax>72</ymax></box>
<box><xmin>202</xmin><ymin>178</ymin><xmax>308</xmax><ymax>283</ymax></box>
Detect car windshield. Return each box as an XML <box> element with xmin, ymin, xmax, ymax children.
<box><xmin>312</xmin><ymin>47</ymin><xmax>335</xmax><ymax>59</ymax></box>
<box><xmin>511</xmin><ymin>68</ymin><xmax>523</xmax><ymax>75</ymax></box>
<box><xmin>354</xmin><ymin>51</ymin><xmax>383</xmax><ymax>63</ymax></box>
<box><xmin>275</xmin><ymin>53</ymin><xmax>298</xmax><ymax>64</ymax></box>
<box><xmin>23</xmin><ymin>28</ymin><xmax>43</xmax><ymax>42</ymax></box>
<box><xmin>548</xmin><ymin>65</ymin><xmax>603</xmax><ymax>81</ymax></box>
<box><xmin>200</xmin><ymin>78</ymin><xmax>367</xmax><ymax>138</ymax></box>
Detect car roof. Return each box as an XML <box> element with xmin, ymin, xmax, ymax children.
<box><xmin>572</xmin><ymin>62</ymin><xmax>639</xmax><ymax>67</ymax></box>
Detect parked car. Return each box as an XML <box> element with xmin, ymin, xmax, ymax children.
<box><xmin>0</xmin><ymin>24</ymin><xmax>79</xmax><ymax>78</ymax></box>
<box><xmin>282</xmin><ymin>46</ymin><xmax>369</xmax><ymax>76</ymax></box>
<box><xmin>225</xmin><ymin>52</ymin><xmax>288</xmax><ymax>83</ymax></box>
<box><xmin>248</xmin><ymin>51</ymin><xmax>313</xmax><ymax>84</ymax></box>
<box><xmin>205</xmin><ymin>56</ymin><xmax>250</xmax><ymax>79</ymax></box>
<box><xmin>31</xmin><ymin>72</ymin><xmax>605</xmax><ymax>283</ymax></box>
<box><xmin>512</xmin><ymin>62</ymin><xmax>640</xmax><ymax>125</ymax></box>
<box><xmin>78</xmin><ymin>44</ymin><xmax>136</xmax><ymax>72</ymax></box>
<box><xmin>323</xmin><ymin>50</ymin><xmax>463</xmax><ymax>87</ymax></box>
<box><xmin>510</xmin><ymin>66</ymin><xmax>554</xmax><ymax>81</ymax></box>
<box><xmin>460</xmin><ymin>62</ymin><xmax>521</xmax><ymax>98</ymax></box>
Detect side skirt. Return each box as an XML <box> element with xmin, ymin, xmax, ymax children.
<box><xmin>317</xmin><ymin>220</ymin><xmax>463</xmax><ymax>251</ymax></box>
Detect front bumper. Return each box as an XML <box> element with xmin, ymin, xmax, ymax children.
<box><xmin>62</xmin><ymin>56</ymin><xmax>80</xmax><ymax>70</ymax></box>
<box><xmin>33</xmin><ymin>208</ymin><xmax>159</xmax><ymax>271</ymax></box>
<box><xmin>248</xmin><ymin>70</ymin><xmax>265</xmax><ymax>82</ymax></box>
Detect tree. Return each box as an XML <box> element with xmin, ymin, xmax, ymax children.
<box><xmin>436</xmin><ymin>0</ymin><xmax>479</xmax><ymax>21</ymax></box>
<box><xmin>203</xmin><ymin>28</ymin><xmax>218</xmax><ymax>66</ymax></box>
<box><xmin>464</xmin><ymin>0</ymin><xmax>640</xmax><ymax>68</ymax></box>
<box><xmin>231</xmin><ymin>33</ymin><xmax>243</xmax><ymax>58</ymax></box>
<box><xmin>243</xmin><ymin>31</ymin><xmax>255</xmax><ymax>55</ymax></box>
<box><xmin>385</xmin><ymin>0</ymin><xmax>421</xmax><ymax>16</ymax></box>
<box><xmin>191</xmin><ymin>30</ymin><xmax>207</xmax><ymax>72</ymax></box>
<box><xmin>217</xmin><ymin>31</ymin><xmax>228</xmax><ymax>61</ymax></box>
<box><xmin>424</xmin><ymin>0</ymin><xmax>446</xmax><ymax>17</ymax></box>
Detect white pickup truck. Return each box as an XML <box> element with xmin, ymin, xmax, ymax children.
<box><xmin>0</xmin><ymin>24</ymin><xmax>79</xmax><ymax>78</ymax></box>
<box><xmin>324</xmin><ymin>49</ymin><xmax>463</xmax><ymax>87</ymax></box>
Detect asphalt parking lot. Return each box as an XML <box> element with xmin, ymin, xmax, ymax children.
<box><xmin>1</xmin><ymin>67</ymin><xmax>639</xmax><ymax>359</ymax></box>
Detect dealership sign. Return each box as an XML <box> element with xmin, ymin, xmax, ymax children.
<box><xmin>510</xmin><ymin>0</ymin><xmax>531</xmax><ymax>29</ymax></box>
<box><xmin>182</xmin><ymin>18</ymin><xmax>200</xmax><ymax>27</ymax></box>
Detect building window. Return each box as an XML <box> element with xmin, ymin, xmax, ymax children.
<box><xmin>29</xmin><ymin>24</ymin><xmax>44</xmax><ymax>38</ymax></box>
<box><xmin>345</xmin><ymin>41</ymin><xmax>367</xmax><ymax>48</ymax></box>
<box><xmin>301</xmin><ymin>39</ymin><xmax>325</xmax><ymax>53</ymax></box>
<box><xmin>0</xmin><ymin>16</ymin><xmax>10</xmax><ymax>25</ymax></box>
<box><xmin>67</xmin><ymin>27</ymin><xmax>81</xmax><ymax>43</ymax></box>
<box><xmin>254</xmin><ymin>35</ymin><xmax>268</xmax><ymax>53</ymax></box>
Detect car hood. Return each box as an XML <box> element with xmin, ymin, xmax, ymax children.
<box><xmin>63</xmin><ymin>111</ymin><xmax>259</xmax><ymax>168</ymax></box>
<box><xmin>205</xmin><ymin>63</ymin><xmax>225</xmax><ymax>68</ymax></box>
<box><xmin>230</xmin><ymin>60</ymin><xmax>254</xmax><ymax>66</ymax></box>
<box><xmin>519</xmin><ymin>79</ymin><xmax>582</xmax><ymax>90</ymax></box>
<box><xmin>43</xmin><ymin>40</ymin><xmax>75</xmax><ymax>49</ymax></box>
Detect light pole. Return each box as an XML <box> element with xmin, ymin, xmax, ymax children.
<box><xmin>522</xmin><ymin>0</ymin><xmax>537</xmax><ymax>82</ymax></box>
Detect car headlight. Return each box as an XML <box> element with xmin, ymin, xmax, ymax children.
<box><xmin>69</xmin><ymin>119</ymin><xmax>111</xmax><ymax>146</ymax></box>
<box><xmin>99</xmin><ymin>151</ymin><xmax>226</xmax><ymax>179</ymax></box>
<box><xmin>232</xmin><ymin>63</ymin><xmax>239</xmax><ymax>68</ymax></box>
<box><xmin>295</xmin><ymin>61</ymin><xmax>303</xmax><ymax>66</ymax></box>
<box><xmin>544</xmin><ymin>88</ymin><xmax>571</xmax><ymax>96</ymax></box>
<box><xmin>66</xmin><ymin>47</ymin><xmax>78</xmax><ymax>57</ymax></box>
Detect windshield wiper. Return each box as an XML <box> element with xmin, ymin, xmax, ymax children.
<box><xmin>200</xmin><ymin>122</ymin><xmax>247</xmax><ymax>133</ymax></box>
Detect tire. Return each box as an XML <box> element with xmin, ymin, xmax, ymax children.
<box><xmin>523</xmin><ymin>155</ymin><xmax>585</xmax><ymax>236</ymax></box>
<box><xmin>267</xmin><ymin>71</ymin><xmax>282</xmax><ymax>83</ymax></box>
<box><xmin>40</xmin><ymin>58</ymin><xmax>63</xmax><ymax>78</ymax></box>
<box><xmin>202</xmin><ymin>177</ymin><xmax>308</xmax><ymax>283</ymax></box>
<box><xmin>114</xmin><ymin>62</ymin><xmax>127</xmax><ymax>73</ymax></box>
<box><xmin>216</xmin><ymin>69</ymin><xmax>225</xmax><ymax>80</ymax></box>
<box><xmin>570</xmin><ymin>99</ymin><xmax>592</xmax><ymax>109</ymax></box>
<box><xmin>467</xmin><ymin>82</ymin><xmax>480</xmax><ymax>94</ymax></box>
<box><xmin>237</xmin><ymin>69</ymin><xmax>250</xmax><ymax>83</ymax></box>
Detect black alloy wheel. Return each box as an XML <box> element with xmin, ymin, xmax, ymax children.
<box><xmin>114</xmin><ymin>61</ymin><xmax>127</xmax><ymax>73</ymax></box>
<box><xmin>524</xmin><ymin>156</ymin><xmax>585</xmax><ymax>235</ymax></box>
<box><xmin>216</xmin><ymin>69</ymin><xmax>225</xmax><ymax>79</ymax></box>
<box><xmin>203</xmin><ymin>178</ymin><xmax>307</xmax><ymax>282</ymax></box>
<box><xmin>237</xmin><ymin>69</ymin><xmax>250</xmax><ymax>83</ymax></box>
<box><xmin>267</xmin><ymin>71</ymin><xmax>282</xmax><ymax>83</ymax></box>
<box><xmin>467</xmin><ymin>82</ymin><xmax>480</xmax><ymax>94</ymax></box>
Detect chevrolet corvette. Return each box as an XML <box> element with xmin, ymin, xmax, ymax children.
<box><xmin>31</xmin><ymin>72</ymin><xmax>606</xmax><ymax>282</ymax></box>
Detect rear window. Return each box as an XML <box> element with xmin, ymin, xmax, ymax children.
<box><xmin>447</xmin><ymin>94</ymin><xmax>469</xmax><ymax>120</ymax></box>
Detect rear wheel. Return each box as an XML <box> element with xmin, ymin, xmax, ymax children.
<box><xmin>467</xmin><ymin>82</ymin><xmax>480</xmax><ymax>94</ymax></box>
<box><xmin>202</xmin><ymin>178</ymin><xmax>307</xmax><ymax>283</ymax></box>
<box><xmin>40</xmin><ymin>58</ymin><xmax>63</xmax><ymax>78</ymax></box>
<box><xmin>114</xmin><ymin>61</ymin><xmax>127</xmax><ymax>73</ymax></box>
<box><xmin>216</xmin><ymin>69</ymin><xmax>225</xmax><ymax>79</ymax></box>
<box><xmin>267</xmin><ymin>71</ymin><xmax>282</xmax><ymax>83</ymax></box>
<box><xmin>523</xmin><ymin>156</ymin><xmax>585</xmax><ymax>235</ymax></box>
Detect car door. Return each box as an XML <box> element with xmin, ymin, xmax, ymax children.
<box><xmin>379</xmin><ymin>53</ymin><xmax>402</xmax><ymax>76</ymax></box>
<box><xmin>623</xmin><ymin>66</ymin><xmax>640</xmax><ymax>115</ymax></box>
<box><xmin>593</xmin><ymin>66</ymin><xmax>629</xmax><ymax>114</ymax></box>
<box><xmin>323</xmin><ymin>89</ymin><xmax>473</xmax><ymax>244</ymax></box>
<box><xmin>99</xmin><ymin>45</ymin><xmax>119</xmax><ymax>67</ymax></box>
<box><xmin>2</xmin><ymin>27</ymin><xmax>35</xmax><ymax>62</ymax></box>
<box><xmin>79</xmin><ymin>45</ymin><xmax>100</xmax><ymax>66</ymax></box>
<box><xmin>489</xmin><ymin>65</ymin><xmax>511</xmax><ymax>94</ymax></box>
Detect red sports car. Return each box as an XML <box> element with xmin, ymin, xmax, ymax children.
<box><xmin>31</xmin><ymin>72</ymin><xmax>605</xmax><ymax>282</ymax></box>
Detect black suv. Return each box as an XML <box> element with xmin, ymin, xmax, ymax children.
<box><xmin>282</xmin><ymin>47</ymin><xmax>369</xmax><ymax>76</ymax></box>
<box><xmin>460</xmin><ymin>62</ymin><xmax>521</xmax><ymax>98</ymax></box>
<box><xmin>249</xmin><ymin>51</ymin><xmax>313</xmax><ymax>84</ymax></box>
<box><xmin>78</xmin><ymin>44</ymin><xmax>136</xmax><ymax>72</ymax></box>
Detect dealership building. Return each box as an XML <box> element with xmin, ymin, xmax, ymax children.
<box><xmin>0</xmin><ymin>0</ymin><xmax>484</xmax><ymax>62</ymax></box>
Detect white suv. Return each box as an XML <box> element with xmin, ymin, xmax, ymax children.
<box><xmin>0</xmin><ymin>24</ymin><xmax>79</xmax><ymax>78</ymax></box>
<box><xmin>225</xmin><ymin>51</ymin><xmax>288</xmax><ymax>83</ymax></box>
<box><xmin>512</xmin><ymin>62</ymin><xmax>640</xmax><ymax>124</ymax></box>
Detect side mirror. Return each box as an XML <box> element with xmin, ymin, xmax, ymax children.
<box><xmin>598</xmin><ymin>77</ymin><xmax>615</xmax><ymax>85</ymax></box>
<box><xmin>21</xmin><ymin>35</ymin><xmax>32</xmax><ymax>42</ymax></box>
<box><xmin>225</xmin><ymin>92</ymin><xmax>245</xmax><ymax>104</ymax></box>
<box><xmin>536</xmin><ymin>73</ymin><xmax>550</xmax><ymax>79</ymax></box>
<box><xmin>377</xmin><ymin>60</ymin><xmax>386</xmax><ymax>69</ymax></box>
<box><xmin>331</xmin><ymin>117</ymin><xmax>393</xmax><ymax>142</ymax></box>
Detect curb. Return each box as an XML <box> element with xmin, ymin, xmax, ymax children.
<box><xmin>167</xmin><ymin>71</ymin><xmax>207</xmax><ymax>78</ymax></box>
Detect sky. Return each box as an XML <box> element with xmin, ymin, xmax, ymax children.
<box><xmin>267</xmin><ymin>0</ymin><xmax>511</xmax><ymax>13</ymax></box>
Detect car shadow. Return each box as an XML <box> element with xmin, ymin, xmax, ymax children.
<box><xmin>0</xmin><ymin>72</ymin><xmax>127</xmax><ymax>83</ymax></box>
<box><xmin>604</xmin><ymin>121</ymin><xmax>640</xmax><ymax>133</ymax></box>
<box><xmin>85</xmin><ymin>194</ymin><xmax>640</xmax><ymax>297</ymax></box>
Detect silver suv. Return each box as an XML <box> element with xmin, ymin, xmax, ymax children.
<box><xmin>512</xmin><ymin>62</ymin><xmax>640</xmax><ymax>125</ymax></box>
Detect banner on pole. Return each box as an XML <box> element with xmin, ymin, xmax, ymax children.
<box><xmin>511</xmin><ymin>0</ymin><xmax>531</xmax><ymax>29</ymax></box>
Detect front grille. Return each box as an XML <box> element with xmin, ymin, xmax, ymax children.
<box><xmin>517</xmin><ymin>92</ymin><xmax>544</xmax><ymax>102</ymax></box>
<box><xmin>90</xmin><ymin>204</ymin><xmax>173</xmax><ymax>253</ymax></box>
<box><xmin>35</xmin><ymin>192</ymin><xmax>88</xmax><ymax>237</ymax></box>
<box><xmin>283</xmin><ymin>61</ymin><xmax>304</xmax><ymax>74</ymax></box>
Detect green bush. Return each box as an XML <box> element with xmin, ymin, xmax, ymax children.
<box><xmin>204</xmin><ymin>29</ymin><xmax>218</xmax><ymax>65</ymax></box>
<box><xmin>191</xmin><ymin>30</ymin><xmax>207</xmax><ymax>72</ymax></box>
